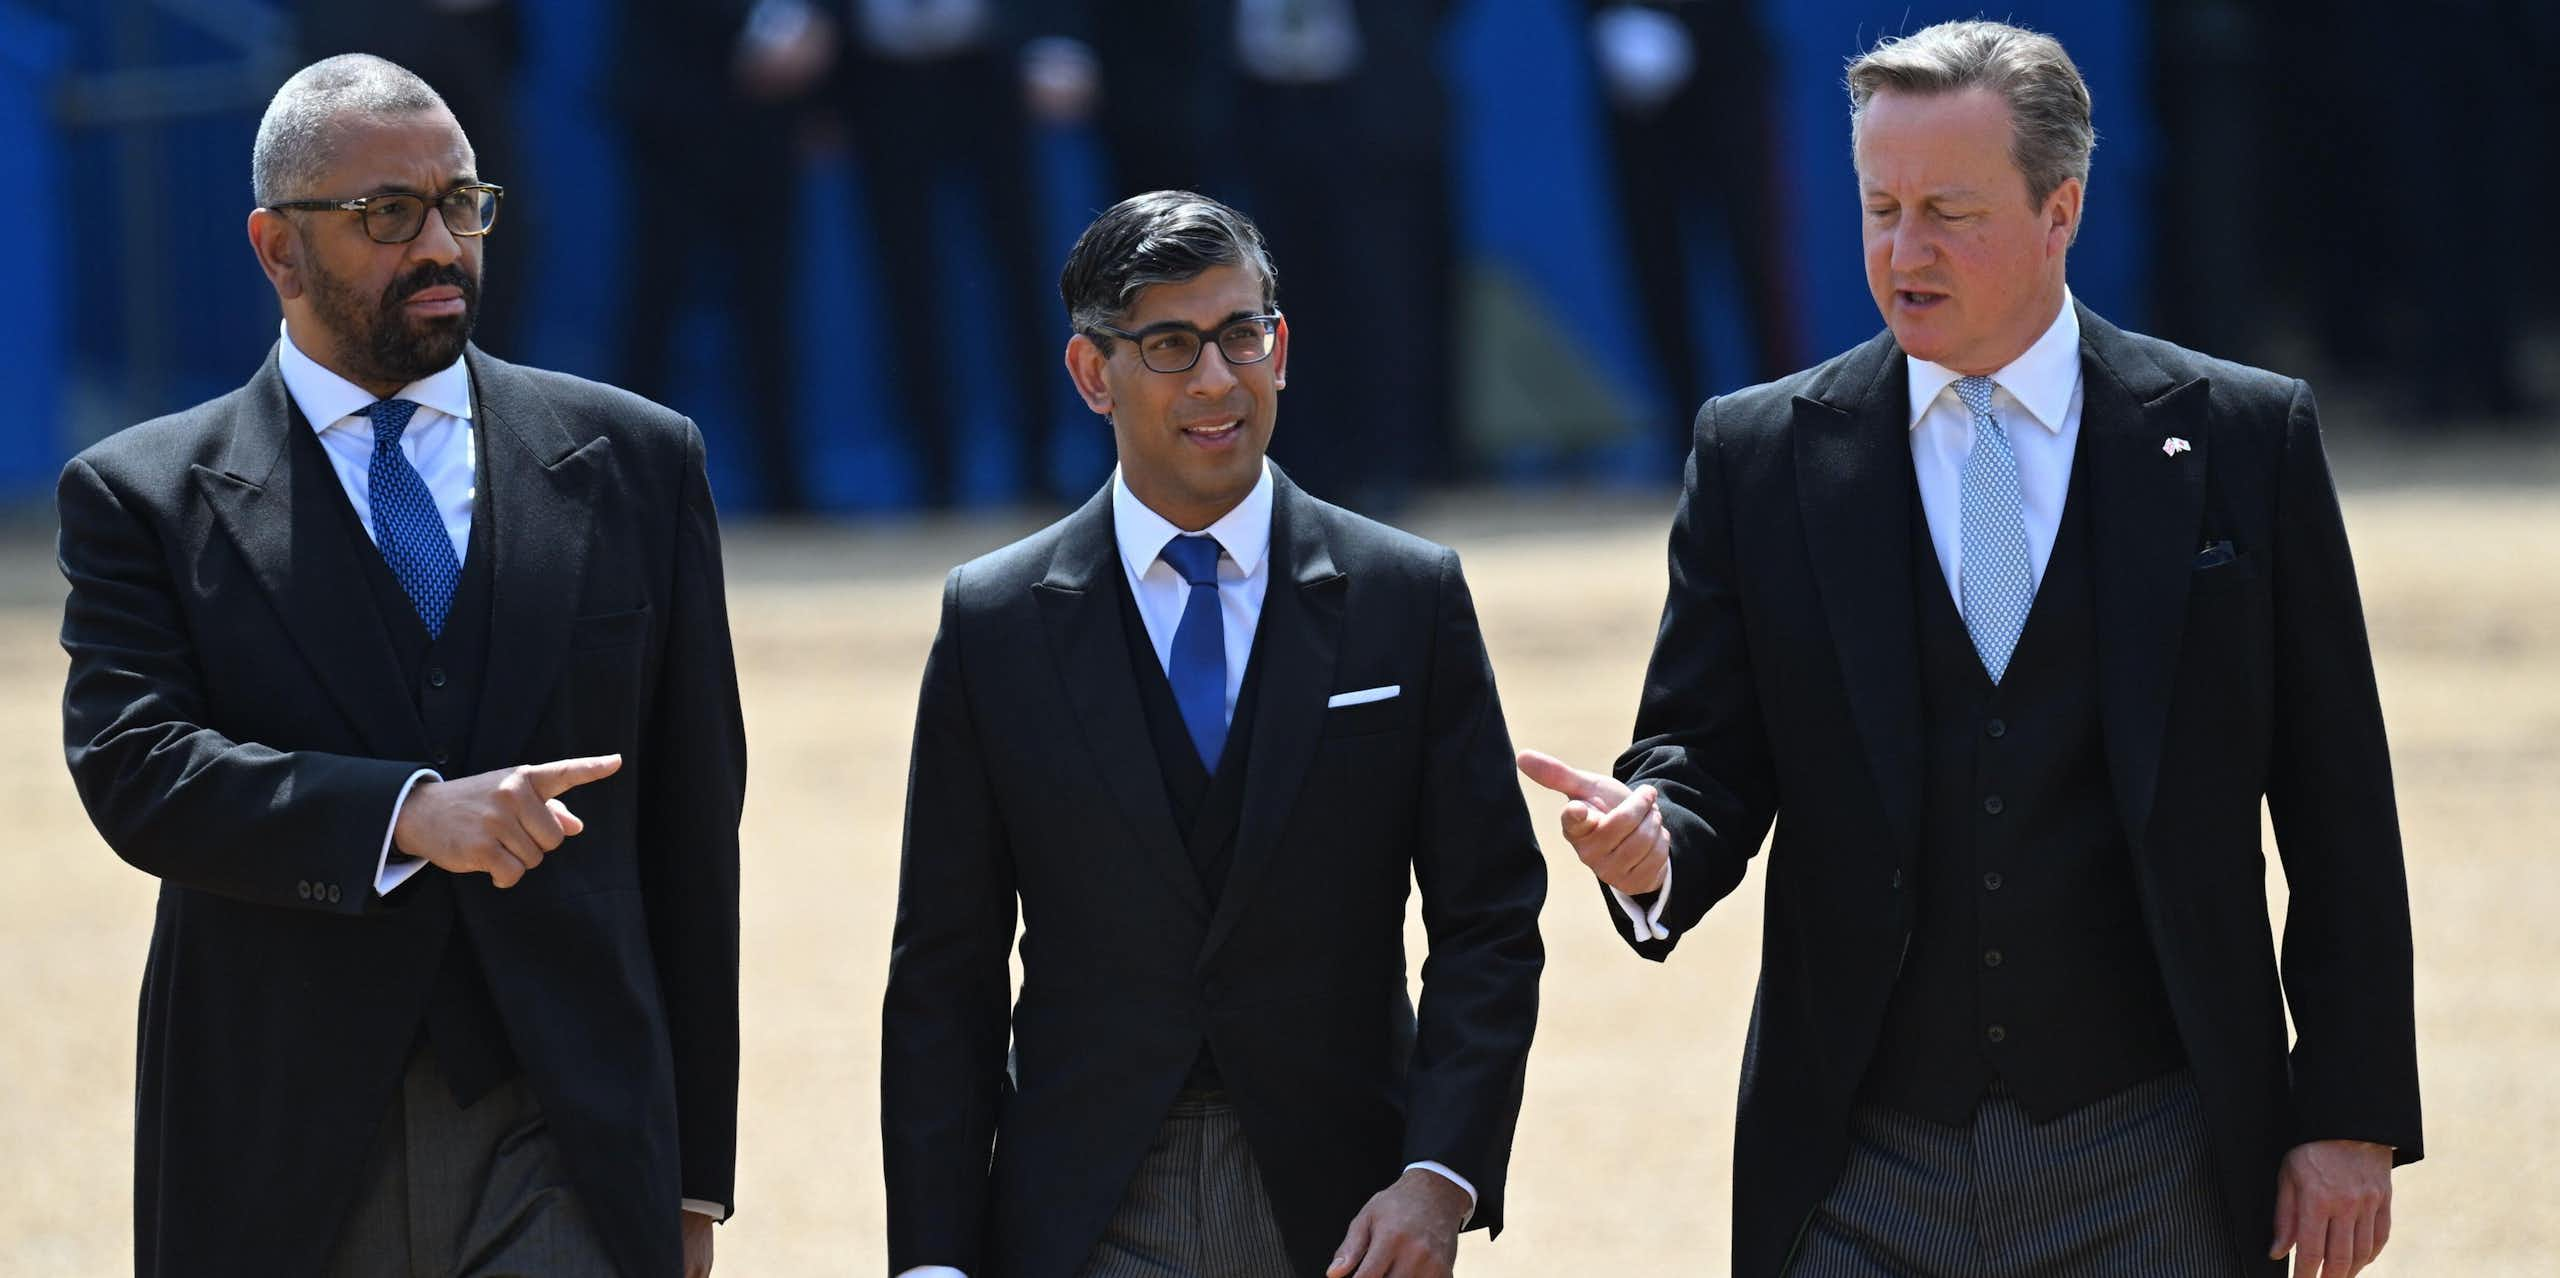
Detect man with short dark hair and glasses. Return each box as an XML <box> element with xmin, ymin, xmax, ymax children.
<box><xmin>57</xmin><ymin>54</ymin><xmax>745</xmax><ymax>1278</ymax></box>
<box><xmin>882</xmin><ymin>190</ymin><xmax>1548</xmax><ymax>1278</ymax></box>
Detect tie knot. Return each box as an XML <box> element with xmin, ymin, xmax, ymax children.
<box><xmin>1160</xmin><ymin>534</ymin><xmax>1224</xmax><ymax>586</ymax></box>
<box><xmin>1953</xmin><ymin>376</ymin><xmax>1999</xmax><ymax>420</ymax></box>
<box><xmin>365</xmin><ymin>398</ymin><xmax>423</xmax><ymax>450</ymax></box>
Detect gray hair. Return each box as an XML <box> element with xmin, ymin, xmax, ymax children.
<box><xmin>1060</xmin><ymin>191</ymin><xmax>1278</xmax><ymax>350</ymax></box>
<box><xmin>1845</xmin><ymin>21</ymin><xmax>2095</xmax><ymax>213</ymax></box>
<box><xmin>251</xmin><ymin>54</ymin><xmax>457</xmax><ymax>206</ymax></box>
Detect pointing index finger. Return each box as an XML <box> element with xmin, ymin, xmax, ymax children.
<box><xmin>1516</xmin><ymin>748</ymin><xmax>1613</xmax><ymax>804</ymax></box>
<box><xmin>527</xmin><ymin>753</ymin><xmax>623</xmax><ymax>800</ymax></box>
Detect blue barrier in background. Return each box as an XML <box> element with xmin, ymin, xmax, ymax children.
<box><xmin>12</xmin><ymin>0</ymin><xmax>2149</xmax><ymax>511</ymax></box>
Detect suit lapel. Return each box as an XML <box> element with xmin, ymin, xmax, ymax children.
<box><xmin>463</xmin><ymin>349</ymin><xmax>604</xmax><ymax>768</ymax></box>
<box><xmin>1199</xmin><ymin>471</ymin><xmax>1342</xmax><ymax>969</ymax></box>
<box><xmin>1793</xmin><ymin>336</ymin><xmax>1925</xmax><ymax>861</ymax></box>
<box><xmin>2077</xmin><ymin>307</ymin><xmax>2211</xmax><ymax>850</ymax></box>
<box><xmin>1033</xmin><ymin>488</ymin><xmax>1210</xmax><ymax>920</ymax></box>
<box><xmin>194</xmin><ymin>348</ymin><xmax>430</xmax><ymax>760</ymax></box>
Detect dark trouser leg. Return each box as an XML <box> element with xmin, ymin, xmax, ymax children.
<box><xmin>1077</xmin><ymin>1094</ymin><xmax>1293</xmax><ymax>1278</ymax></box>
<box><xmin>321</xmin><ymin>1048</ymin><xmax>617</xmax><ymax>1277</ymax></box>
<box><xmin>1790</xmin><ymin>1072</ymin><xmax>2255</xmax><ymax>1278</ymax></box>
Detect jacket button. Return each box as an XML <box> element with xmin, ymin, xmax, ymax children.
<box><xmin>1983</xmin><ymin>949</ymin><xmax>2004</xmax><ymax>968</ymax></box>
<box><xmin>326</xmin><ymin>884</ymin><xmax>343</xmax><ymax>904</ymax></box>
<box><xmin>425</xmin><ymin>667</ymin><xmax>448</xmax><ymax>690</ymax></box>
<box><xmin>433</xmin><ymin>751</ymin><xmax>451</xmax><ymax>768</ymax></box>
<box><xmin>1986</xmin><ymin>1024</ymin><xmax>2008</xmax><ymax>1043</ymax></box>
<box><xmin>1982</xmin><ymin>795</ymin><xmax>2005</xmax><ymax>816</ymax></box>
<box><xmin>1983</xmin><ymin>872</ymin><xmax>2004</xmax><ymax>891</ymax></box>
<box><xmin>296</xmin><ymin>880</ymin><xmax>312</xmax><ymax>900</ymax></box>
<box><xmin>1984</xmin><ymin>718</ymin><xmax>2006</xmax><ymax>738</ymax></box>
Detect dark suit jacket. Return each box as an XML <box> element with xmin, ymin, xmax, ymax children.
<box><xmin>1609</xmin><ymin>305</ymin><xmax>2423</xmax><ymax>1277</ymax></box>
<box><xmin>58</xmin><ymin>346</ymin><xmax>746</xmax><ymax>1278</ymax></box>
<box><xmin>882</xmin><ymin>469</ymin><xmax>1546</xmax><ymax>1277</ymax></box>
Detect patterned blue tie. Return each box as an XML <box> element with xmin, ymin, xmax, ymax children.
<box><xmin>1954</xmin><ymin>376</ymin><xmax>2034</xmax><ymax>683</ymax></box>
<box><xmin>1159</xmin><ymin>534</ymin><xmax>1229</xmax><ymax>772</ymax></box>
<box><xmin>364</xmin><ymin>398</ymin><xmax>461</xmax><ymax>639</ymax></box>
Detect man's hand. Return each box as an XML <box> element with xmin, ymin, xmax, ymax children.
<box><xmin>1516</xmin><ymin>749</ymin><xmax>1667</xmax><ymax>896</ymax></box>
<box><xmin>2271</xmin><ymin>1139</ymin><xmax>2394</xmax><ymax>1278</ymax></box>
<box><xmin>681</xmin><ymin>1207</ymin><xmax>716</xmax><ymax>1277</ymax></box>
<box><xmin>1327</xmin><ymin>1168</ymin><xmax>1469</xmax><ymax>1278</ymax></box>
<box><xmin>391</xmin><ymin>756</ymin><xmax>622</xmax><ymax>888</ymax></box>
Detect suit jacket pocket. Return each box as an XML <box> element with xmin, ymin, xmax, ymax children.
<box><xmin>1321</xmin><ymin>695</ymin><xmax>1411</xmax><ymax>739</ymax></box>
<box><xmin>2186</xmin><ymin>552</ymin><xmax>2260</xmax><ymax>598</ymax></box>
<box><xmin>570</xmin><ymin>604</ymin><xmax>651</xmax><ymax>650</ymax></box>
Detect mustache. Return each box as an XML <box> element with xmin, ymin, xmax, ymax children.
<box><xmin>382</xmin><ymin>262</ymin><xmax>478</xmax><ymax>312</ymax></box>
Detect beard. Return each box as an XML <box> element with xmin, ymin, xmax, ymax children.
<box><xmin>304</xmin><ymin>251</ymin><xmax>482</xmax><ymax>387</ymax></box>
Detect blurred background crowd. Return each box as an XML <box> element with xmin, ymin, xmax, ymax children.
<box><xmin>5</xmin><ymin>0</ymin><xmax>2557</xmax><ymax>516</ymax></box>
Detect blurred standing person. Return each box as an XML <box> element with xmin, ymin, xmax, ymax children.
<box><xmin>1235</xmin><ymin>0</ymin><xmax>1458</xmax><ymax>507</ymax></box>
<box><xmin>1022</xmin><ymin>4</ymin><xmax>1237</xmax><ymax>200</ymax></box>
<box><xmin>1519</xmin><ymin>22</ymin><xmax>2419</xmax><ymax>1277</ymax></box>
<box><xmin>59</xmin><ymin>56</ymin><xmax>745</xmax><ymax>1277</ymax></box>
<box><xmin>298</xmin><ymin>0</ymin><xmax>531</xmax><ymax>355</ymax></box>
<box><xmin>610</xmin><ymin>0</ymin><xmax>834</xmax><ymax>512</ymax></box>
<box><xmin>840</xmin><ymin>0</ymin><xmax>1066</xmax><ymax>508</ymax></box>
<box><xmin>1588</xmin><ymin>0</ymin><xmax>1799</xmax><ymax>449</ymax></box>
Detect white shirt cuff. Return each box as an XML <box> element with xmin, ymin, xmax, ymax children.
<box><xmin>1608</xmin><ymin>857</ymin><xmax>1673</xmax><ymax>941</ymax></box>
<box><xmin>682</xmin><ymin>1198</ymin><xmax>729</xmax><ymax>1221</ymax></box>
<box><xmin>375</xmin><ymin>769</ymin><xmax>439</xmax><ymax>895</ymax></box>
<box><xmin>895</xmin><ymin>1269</ymin><xmax>968</xmax><ymax>1278</ymax></box>
<box><xmin>1406</xmin><ymin>1160</ymin><xmax>1478</xmax><ymax>1225</ymax></box>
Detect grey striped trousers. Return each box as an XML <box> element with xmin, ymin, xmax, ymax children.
<box><xmin>319</xmin><ymin>1047</ymin><xmax>616</xmax><ymax>1277</ymax></box>
<box><xmin>1077</xmin><ymin>1092</ymin><xmax>1296</xmax><ymax>1278</ymax></box>
<box><xmin>1788</xmin><ymin>1071</ymin><xmax>2252</xmax><ymax>1277</ymax></box>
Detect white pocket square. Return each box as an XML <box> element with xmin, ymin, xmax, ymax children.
<box><xmin>1326</xmin><ymin>685</ymin><xmax>1400</xmax><ymax>709</ymax></box>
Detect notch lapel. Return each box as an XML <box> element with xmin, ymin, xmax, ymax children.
<box><xmin>1198</xmin><ymin>472</ymin><xmax>1343</xmax><ymax>969</ymax></box>
<box><xmin>461</xmin><ymin>350</ymin><xmax>603</xmax><ymax>768</ymax></box>
<box><xmin>1032</xmin><ymin>489</ymin><xmax>1210</xmax><ymax>920</ymax></box>
<box><xmin>2078</xmin><ymin>309</ymin><xmax>2211</xmax><ymax>850</ymax></box>
<box><xmin>1792</xmin><ymin>338</ymin><xmax>1925</xmax><ymax>862</ymax></box>
<box><xmin>193</xmin><ymin>348</ymin><xmax>430</xmax><ymax>760</ymax></box>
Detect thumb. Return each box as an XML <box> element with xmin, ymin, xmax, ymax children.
<box><xmin>1328</xmin><ymin>1210</ymin><xmax>1374</xmax><ymax>1278</ymax></box>
<box><xmin>1517</xmin><ymin>748</ymin><xmax>1608</xmax><ymax>802</ymax></box>
<box><xmin>528</xmin><ymin>753</ymin><xmax>622</xmax><ymax>799</ymax></box>
<box><xmin>2269</xmin><ymin>1166</ymin><xmax>2298</xmax><ymax>1259</ymax></box>
<box><xmin>548</xmin><ymin>798</ymin><xmax>585</xmax><ymax>838</ymax></box>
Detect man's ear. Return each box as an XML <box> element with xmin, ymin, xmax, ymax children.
<box><xmin>1064</xmin><ymin>332</ymin><xmax>1115</xmax><ymax>415</ymax></box>
<box><xmin>1269</xmin><ymin>312</ymin><xmax>1289</xmax><ymax>390</ymax></box>
<box><xmin>247</xmin><ymin>208</ymin><xmax>306</xmax><ymax>301</ymax></box>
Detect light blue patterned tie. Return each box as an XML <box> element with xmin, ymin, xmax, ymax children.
<box><xmin>1954</xmin><ymin>376</ymin><xmax>2033</xmax><ymax>683</ymax></box>
<box><xmin>364</xmin><ymin>398</ymin><xmax>461</xmax><ymax>638</ymax></box>
<box><xmin>1159</xmin><ymin>534</ymin><xmax>1229</xmax><ymax>772</ymax></box>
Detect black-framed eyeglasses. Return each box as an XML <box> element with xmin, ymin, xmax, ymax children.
<box><xmin>265</xmin><ymin>183</ymin><xmax>505</xmax><ymax>245</ymax></box>
<box><xmin>1088</xmin><ymin>313</ymin><xmax>1281</xmax><ymax>374</ymax></box>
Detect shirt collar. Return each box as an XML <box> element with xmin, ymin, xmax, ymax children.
<box><xmin>1904</xmin><ymin>289</ymin><xmax>2081</xmax><ymax>435</ymax></box>
<box><xmin>276</xmin><ymin>319</ymin><xmax>475</xmax><ymax>436</ymax></box>
<box><xmin>1111</xmin><ymin>459</ymin><xmax>1275</xmax><ymax>582</ymax></box>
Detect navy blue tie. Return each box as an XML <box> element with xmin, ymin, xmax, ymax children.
<box><xmin>364</xmin><ymin>398</ymin><xmax>461</xmax><ymax>638</ymax></box>
<box><xmin>1159</xmin><ymin>534</ymin><xmax>1228</xmax><ymax>772</ymax></box>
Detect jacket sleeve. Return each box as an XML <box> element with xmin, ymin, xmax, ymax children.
<box><xmin>1610</xmin><ymin>398</ymin><xmax>1783</xmax><ymax>958</ymax></box>
<box><xmin>57</xmin><ymin>454</ymin><xmax>421</xmax><ymax>912</ymax></box>
<box><xmin>1402</xmin><ymin>548</ymin><xmax>1548</xmax><ymax>1237</ymax></box>
<box><xmin>2262</xmin><ymin>380</ymin><xmax>2423</xmax><ymax>1163</ymax></box>
<box><xmin>634</xmin><ymin>421</ymin><xmax>751</xmax><ymax>1211</ymax></box>
<box><xmin>880</xmin><ymin>567</ymin><xmax>1017</xmax><ymax>1273</ymax></box>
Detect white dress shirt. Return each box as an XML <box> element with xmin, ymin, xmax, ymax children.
<box><xmin>898</xmin><ymin>462</ymin><xmax>1474</xmax><ymax>1278</ymax></box>
<box><xmin>1614</xmin><ymin>292</ymin><xmax>2086</xmax><ymax>941</ymax></box>
<box><xmin>276</xmin><ymin>321</ymin><xmax>475</xmax><ymax>901</ymax></box>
